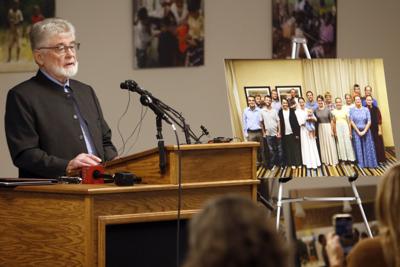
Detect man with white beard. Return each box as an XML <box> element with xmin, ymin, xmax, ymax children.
<box><xmin>5</xmin><ymin>18</ymin><xmax>117</xmax><ymax>178</ymax></box>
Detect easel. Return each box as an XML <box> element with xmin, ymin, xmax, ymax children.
<box><xmin>272</xmin><ymin>38</ymin><xmax>373</xmax><ymax>237</ymax></box>
<box><xmin>291</xmin><ymin>37</ymin><xmax>311</xmax><ymax>59</ymax></box>
<box><xmin>275</xmin><ymin>174</ymin><xmax>373</xmax><ymax>237</ymax></box>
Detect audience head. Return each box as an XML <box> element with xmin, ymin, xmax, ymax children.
<box><xmin>376</xmin><ymin>164</ymin><xmax>400</xmax><ymax>267</ymax></box>
<box><xmin>30</xmin><ymin>18</ymin><xmax>79</xmax><ymax>83</ymax></box>
<box><xmin>318</xmin><ymin>234</ymin><xmax>327</xmax><ymax>246</ymax></box>
<box><xmin>137</xmin><ymin>7</ymin><xmax>149</xmax><ymax>22</ymax></box>
<box><xmin>183</xmin><ymin>195</ymin><xmax>288</xmax><ymax>267</ymax></box>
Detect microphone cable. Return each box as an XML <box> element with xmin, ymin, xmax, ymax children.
<box><xmin>125</xmin><ymin>105</ymin><xmax>148</xmax><ymax>155</ymax></box>
<box><xmin>116</xmin><ymin>90</ymin><xmax>132</xmax><ymax>155</ymax></box>
<box><xmin>116</xmin><ymin>91</ymin><xmax>148</xmax><ymax>156</ymax></box>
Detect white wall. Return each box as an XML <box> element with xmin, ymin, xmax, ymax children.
<box><xmin>1</xmin><ymin>0</ymin><xmax>399</xmax><ymax>177</ymax></box>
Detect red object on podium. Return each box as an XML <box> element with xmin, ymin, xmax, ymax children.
<box><xmin>81</xmin><ymin>165</ymin><xmax>105</xmax><ymax>184</ymax></box>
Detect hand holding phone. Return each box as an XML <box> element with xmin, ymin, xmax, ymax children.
<box><xmin>333</xmin><ymin>214</ymin><xmax>354</xmax><ymax>254</ymax></box>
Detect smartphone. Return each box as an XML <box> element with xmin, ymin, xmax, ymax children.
<box><xmin>332</xmin><ymin>214</ymin><xmax>354</xmax><ymax>254</ymax></box>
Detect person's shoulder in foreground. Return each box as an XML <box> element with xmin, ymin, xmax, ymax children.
<box><xmin>347</xmin><ymin>237</ymin><xmax>386</xmax><ymax>267</ymax></box>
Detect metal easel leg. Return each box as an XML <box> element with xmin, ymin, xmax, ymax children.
<box><xmin>291</xmin><ymin>42</ymin><xmax>297</xmax><ymax>59</ymax></box>
<box><xmin>291</xmin><ymin>37</ymin><xmax>311</xmax><ymax>59</ymax></box>
<box><xmin>350</xmin><ymin>180</ymin><xmax>373</xmax><ymax>237</ymax></box>
<box><xmin>276</xmin><ymin>180</ymin><xmax>284</xmax><ymax>230</ymax></box>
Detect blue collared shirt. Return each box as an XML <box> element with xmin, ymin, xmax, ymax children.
<box><xmin>242</xmin><ymin>106</ymin><xmax>262</xmax><ymax>137</ymax></box>
<box><xmin>361</xmin><ymin>97</ymin><xmax>378</xmax><ymax>107</ymax></box>
<box><xmin>271</xmin><ymin>100</ymin><xmax>281</xmax><ymax>112</ymax></box>
<box><xmin>40</xmin><ymin>69</ymin><xmax>96</xmax><ymax>155</ymax></box>
<box><xmin>305</xmin><ymin>100</ymin><xmax>318</xmax><ymax>111</ymax></box>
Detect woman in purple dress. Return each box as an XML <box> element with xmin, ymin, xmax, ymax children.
<box><xmin>366</xmin><ymin>95</ymin><xmax>386</xmax><ymax>164</ymax></box>
<box><xmin>349</xmin><ymin>96</ymin><xmax>378</xmax><ymax>168</ymax></box>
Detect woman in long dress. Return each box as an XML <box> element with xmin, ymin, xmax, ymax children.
<box><xmin>315</xmin><ymin>95</ymin><xmax>339</xmax><ymax>165</ymax></box>
<box><xmin>343</xmin><ymin>93</ymin><xmax>354</xmax><ymax>114</ymax></box>
<box><xmin>365</xmin><ymin>95</ymin><xmax>386</xmax><ymax>164</ymax></box>
<box><xmin>278</xmin><ymin>98</ymin><xmax>302</xmax><ymax>168</ymax></box>
<box><xmin>331</xmin><ymin>97</ymin><xmax>355</xmax><ymax>162</ymax></box>
<box><xmin>295</xmin><ymin>97</ymin><xmax>321</xmax><ymax>169</ymax></box>
<box><xmin>349</xmin><ymin>96</ymin><xmax>378</xmax><ymax>168</ymax></box>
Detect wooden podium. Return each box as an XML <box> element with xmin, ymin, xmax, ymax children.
<box><xmin>0</xmin><ymin>142</ymin><xmax>259</xmax><ymax>267</ymax></box>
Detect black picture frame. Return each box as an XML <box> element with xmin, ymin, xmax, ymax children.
<box><xmin>244</xmin><ymin>86</ymin><xmax>271</xmax><ymax>104</ymax></box>
<box><xmin>275</xmin><ymin>85</ymin><xmax>302</xmax><ymax>101</ymax></box>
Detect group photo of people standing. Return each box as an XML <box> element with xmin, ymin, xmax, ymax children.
<box><xmin>242</xmin><ymin>85</ymin><xmax>393</xmax><ymax>176</ymax></box>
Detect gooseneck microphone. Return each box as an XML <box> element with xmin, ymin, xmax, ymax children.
<box><xmin>120</xmin><ymin>79</ymin><xmax>211</xmax><ymax>144</ymax></box>
<box><xmin>121</xmin><ymin>80</ymin><xmax>172</xmax><ymax>124</ymax></box>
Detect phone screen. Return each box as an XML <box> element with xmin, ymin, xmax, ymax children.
<box><xmin>334</xmin><ymin>215</ymin><xmax>353</xmax><ymax>254</ymax></box>
<box><xmin>335</xmin><ymin>216</ymin><xmax>352</xmax><ymax>238</ymax></box>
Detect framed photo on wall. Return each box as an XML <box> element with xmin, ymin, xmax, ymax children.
<box><xmin>272</xmin><ymin>0</ymin><xmax>337</xmax><ymax>59</ymax></box>
<box><xmin>0</xmin><ymin>0</ymin><xmax>56</xmax><ymax>72</ymax></box>
<box><xmin>244</xmin><ymin>86</ymin><xmax>271</xmax><ymax>104</ymax></box>
<box><xmin>275</xmin><ymin>85</ymin><xmax>302</xmax><ymax>101</ymax></box>
<box><xmin>132</xmin><ymin>0</ymin><xmax>204</xmax><ymax>69</ymax></box>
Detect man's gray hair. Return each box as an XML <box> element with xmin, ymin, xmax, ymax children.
<box><xmin>30</xmin><ymin>18</ymin><xmax>75</xmax><ymax>50</ymax></box>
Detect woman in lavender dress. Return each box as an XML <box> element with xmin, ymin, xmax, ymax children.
<box><xmin>349</xmin><ymin>96</ymin><xmax>378</xmax><ymax>168</ymax></box>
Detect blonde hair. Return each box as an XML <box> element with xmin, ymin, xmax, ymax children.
<box><xmin>376</xmin><ymin>163</ymin><xmax>400</xmax><ymax>267</ymax></box>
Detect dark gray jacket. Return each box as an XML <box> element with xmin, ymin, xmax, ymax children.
<box><xmin>5</xmin><ymin>71</ymin><xmax>117</xmax><ymax>178</ymax></box>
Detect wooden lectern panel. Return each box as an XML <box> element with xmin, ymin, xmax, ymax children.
<box><xmin>105</xmin><ymin>142</ymin><xmax>259</xmax><ymax>185</ymax></box>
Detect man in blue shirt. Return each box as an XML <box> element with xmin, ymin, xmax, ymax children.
<box><xmin>243</xmin><ymin>96</ymin><xmax>265</xmax><ymax>167</ymax></box>
<box><xmin>271</xmin><ymin>89</ymin><xmax>281</xmax><ymax>112</ymax></box>
<box><xmin>305</xmin><ymin>90</ymin><xmax>318</xmax><ymax>111</ymax></box>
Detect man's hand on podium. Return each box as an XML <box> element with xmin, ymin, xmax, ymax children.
<box><xmin>66</xmin><ymin>153</ymin><xmax>102</xmax><ymax>176</ymax></box>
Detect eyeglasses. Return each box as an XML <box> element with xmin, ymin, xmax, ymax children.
<box><xmin>37</xmin><ymin>43</ymin><xmax>80</xmax><ymax>55</ymax></box>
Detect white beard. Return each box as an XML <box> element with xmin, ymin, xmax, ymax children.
<box><xmin>52</xmin><ymin>61</ymin><xmax>79</xmax><ymax>79</ymax></box>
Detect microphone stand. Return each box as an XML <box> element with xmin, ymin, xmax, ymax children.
<box><xmin>156</xmin><ymin>115</ymin><xmax>167</xmax><ymax>174</ymax></box>
<box><xmin>121</xmin><ymin>80</ymin><xmax>204</xmax><ymax>144</ymax></box>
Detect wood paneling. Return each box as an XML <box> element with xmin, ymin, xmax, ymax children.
<box><xmin>0</xmin><ymin>192</ymin><xmax>86</xmax><ymax>267</ymax></box>
<box><xmin>0</xmin><ymin>143</ymin><xmax>258</xmax><ymax>266</ymax></box>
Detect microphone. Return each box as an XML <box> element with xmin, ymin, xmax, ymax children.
<box><xmin>120</xmin><ymin>80</ymin><xmax>150</xmax><ymax>96</ymax></box>
<box><xmin>200</xmin><ymin>125</ymin><xmax>209</xmax><ymax>136</ymax></box>
<box><xmin>140</xmin><ymin>95</ymin><xmax>172</xmax><ymax>124</ymax></box>
<box><xmin>121</xmin><ymin>80</ymin><xmax>172</xmax><ymax>125</ymax></box>
<box><xmin>348</xmin><ymin>172</ymin><xmax>359</xmax><ymax>182</ymax></box>
<box><xmin>114</xmin><ymin>173</ymin><xmax>142</xmax><ymax>186</ymax></box>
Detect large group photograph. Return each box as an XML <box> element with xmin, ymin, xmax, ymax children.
<box><xmin>225</xmin><ymin>58</ymin><xmax>396</xmax><ymax>178</ymax></box>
